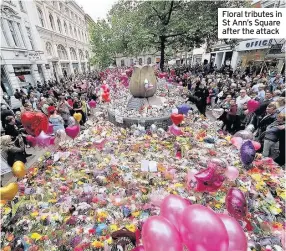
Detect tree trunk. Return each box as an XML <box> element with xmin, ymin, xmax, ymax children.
<box><xmin>160</xmin><ymin>36</ymin><xmax>166</xmax><ymax>71</ymax></box>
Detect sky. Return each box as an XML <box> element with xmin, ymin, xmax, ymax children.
<box><xmin>76</xmin><ymin>0</ymin><xmax>118</xmax><ymax>21</ymax></box>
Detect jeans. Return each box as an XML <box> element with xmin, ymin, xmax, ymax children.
<box><xmin>262</xmin><ymin>139</ymin><xmax>276</xmax><ymax>157</ymax></box>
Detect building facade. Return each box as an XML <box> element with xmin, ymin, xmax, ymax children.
<box><xmin>115</xmin><ymin>52</ymin><xmax>161</xmax><ymax>67</ymax></box>
<box><xmin>1</xmin><ymin>0</ymin><xmax>93</xmax><ymax>105</ymax></box>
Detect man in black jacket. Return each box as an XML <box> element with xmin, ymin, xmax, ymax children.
<box><xmin>1</xmin><ymin>105</ymin><xmax>14</xmax><ymax>129</ymax></box>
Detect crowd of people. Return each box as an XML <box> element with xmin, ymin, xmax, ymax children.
<box><xmin>0</xmin><ymin>66</ymin><xmax>285</xmax><ymax>171</ymax></box>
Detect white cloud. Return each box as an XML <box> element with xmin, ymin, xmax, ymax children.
<box><xmin>76</xmin><ymin>0</ymin><xmax>118</xmax><ymax>21</ymax></box>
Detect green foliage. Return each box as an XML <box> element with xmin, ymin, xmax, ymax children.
<box><xmin>90</xmin><ymin>0</ymin><xmax>249</xmax><ymax>70</ymax></box>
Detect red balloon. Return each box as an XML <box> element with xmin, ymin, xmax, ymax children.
<box><xmin>142</xmin><ymin>216</ymin><xmax>183</xmax><ymax>251</ymax></box>
<box><xmin>170</xmin><ymin>113</ymin><xmax>184</xmax><ymax>125</ymax></box>
<box><xmin>102</xmin><ymin>92</ymin><xmax>110</xmax><ymax>102</ymax></box>
<box><xmin>247</xmin><ymin>99</ymin><xmax>260</xmax><ymax>113</ymax></box>
<box><xmin>226</xmin><ymin>188</ymin><xmax>247</xmax><ymax>219</ymax></box>
<box><xmin>251</xmin><ymin>140</ymin><xmax>261</xmax><ymax>151</ymax></box>
<box><xmin>179</xmin><ymin>205</ymin><xmax>229</xmax><ymax>251</ymax></box>
<box><xmin>160</xmin><ymin>194</ymin><xmax>191</xmax><ymax>230</ymax></box>
<box><xmin>21</xmin><ymin>111</ymin><xmax>48</xmax><ymax>136</ymax></box>
<box><xmin>194</xmin><ymin>166</ymin><xmax>225</xmax><ymax>192</ymax></box>
<box><xmin>26</xmin><ymin>135</ymin><xmax>36</xmax><ymax>147</ymax></box>
<box><xmin>218</xmin><ymin>214</ymin><xmax>247</xmax><ymax>251</ymax></box>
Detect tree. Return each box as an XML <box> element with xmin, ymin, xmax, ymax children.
<box><xmin>90</xmin><ymin>0</ymin><xmax>248</xmax><ymax>70</ymax></box>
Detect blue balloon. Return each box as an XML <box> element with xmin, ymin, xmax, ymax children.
<box><xmin>177</xmin><ymin>104</ymin><xmax>191</xmax><ymax>115</ymax></box>
<box><xmin>95</xmin><ymin>223</ymin><xmax>107</xmax><ymax>235</ymax></box>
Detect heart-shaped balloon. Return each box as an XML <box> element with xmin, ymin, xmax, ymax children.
<box><xmin>247</xmin><ymin>99</ymin><xmax>260</xmax><ymax>113</ymax></box>
<box><xmin>21</xmin><ymin>111</ymin><xmax>48</xmax><ymax>136</ymax></box>
<box><xmin>171</xmin><ymin>113</ymin><xmax>184</xmax><ymax>125</ymax></box>
<box><xmin>65</xmin><ymin>125</ymin><xmax>80</xmax><ymax>139</ymax></box>
<box><xmin>73</xmin><ymin>112</ymin><xmax>82</xmax><ymax>122</ymax></box>
<box><xmin>35</xmin><ymin>131</ymin><xmax>52</xmax><ymax>147</ymax></box>
<box><xmin>226</xmin><ymin>188</ymin><xmax>247</xmax><ymax>219</ymax></box>
<box><xmin>194</xmin><ymin>166</ymin><xmax>225</xmax><ymax>192</ymax></box>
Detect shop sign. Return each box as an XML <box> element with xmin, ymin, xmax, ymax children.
<box><xmin>28</xmin><ymin>52</ymin><xmax>41</xmax><ymax>60</ymax></box>
<box><xmin>211</xmin><ymin>46</ymin><xmax>231</xmax><ymax>52</ymax></box>
<box><xmin>237</xmin><ymin>39</ymin><xmax>273</xmax><ymax>51</ymax></box>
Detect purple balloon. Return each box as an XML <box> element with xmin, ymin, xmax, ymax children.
<box><xmin>240</xmin><ymin>140</ymin><xmax>256</xmax><ymax>166</ymax></box>
<box><xmin>142</xmin><ymin>216</ymin><xmax>183</xmax><ymax>251</ymax></box>
<box><xmin>35</xmin><ymin>131</ymin><xmax>52</xmax><ymax>147</ymax></box>
<box><xmin>226</xmin><ymin>188</ymin><xmax>247</xmax><ymax>220</ymax></box>
<box><xmin>177</xmin><ymin>104</ymin><xmax>191</xmax><ymax>115</ymax></box>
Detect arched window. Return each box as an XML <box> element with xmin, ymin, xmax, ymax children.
<box><xmin>139</xmin><ymin>58</ymin><xmax>142</xmax><ymax>65</ymax></box>
<box><xmin>78</xmin><ymin>49</ymin><xmax>84</xmax><ymax>60</ymax></box>
<box><xmin>74</xmin><ymin>28</ymin><xmax>77</xmax><ymax>38</ymax></box>
<box><xmin>57</xmin><ymin>18</ymin><xmax>62</xmax><ymax>33</ymax></box>
<box><xmin>70</xmin><ymin>47</ymin><xmax>77</xmax><ymax>60</ymax></box>
<box><xmin>37</xmin><ymin>7</ymin><xmax>45</xmax><ymax>27</ymax></box>
<box><xmin>64</xmin><ymin>22</ymin><xmax>68</xmax><ymax>35</ymax></box>
<box><xmin>57</xmin><ymin>44</ymin><xmax>68</xmax><ymax>60</ymax></box>
<box><xmin>69</xmin><ymin>25</ymin><xmax>73</xmax><ymax>36</ymax></box>
<box><xmin>46</xmin><ymin>42</ymin><xmax>53</xmax><ymax>56</ymax></box>
<box><xmin>85</xmin><ymin>51</ymin><xmax>89</xmax><ymax>60</ymax></box>
<box><xmin>147</xmin><ymin>57</ymin><xmax>151</xmax><ymax>64</ymax></box>
<box><xmin>78</xmin><ymin>29</ymin><xmax>80</xmax><ymax>40</ymax></box>
<box><xmin>49</xmin><ymin>14</ymin><xmax>55</xmax><ymax>30</ymax></box>
<box><xmin>82</xmin><ymin>31</ymin><xmax>84</xmax><ymax>41</ymax></box>
<box><xmin>59</xmin><ymin>2</ymin><xmax>63</xmax><ymax>11</ymax></box>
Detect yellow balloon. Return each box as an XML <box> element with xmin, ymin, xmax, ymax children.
<box><xmin>0</xmin><ymin>182</ymin><xmax>18</xmax><ymax>201</ymax></box>
<box><xmin>73</xmin><ymin>112</ymin><xmax>82</xmax><ymax>122</ymax></box>
<box><xmin>12</xmin><ymin>161</ymin><xmax>26</xmax><ymax>178</ymax></box>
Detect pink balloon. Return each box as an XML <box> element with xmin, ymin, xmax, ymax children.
<box><xmin>26</xmin><ymin>135</ymin><xmax>36</xmax><ymax>147</ymax></box>
<box><xmin>224</xmin><ymin>166</ymin><xmax>239</xmax><ymax>181</ymax></box>
<box><xmin>142</xmin><ymin>216</ymin><xmax>183</xmax><ymax>251</ymax></box>
<box><xmin>179</xmin><ymin>205</ymin><xmax>229</xmax><ymax>251</ymax></box>
<box><xmin>49</xmin><ymin>137</ymin><xmax>55</xmax><ymax>145</ymax></box>
<box><xmin>194</xmin><ymin>166</ymin><xmax>225</xmax><ymax>192</ymax></box>
<box><xmin>88</xmin><ymin>100</ymin><xmax>96</xmax><ymax>108</ymax></box>
<box><xmin>132</xmin><ymin>246</ymin><xmax>145</xmax><ymax>251</ymax></box>
<box><xmin>35</xmin><ymin>131</ymin><xmax>52</xmax><ymax>147</ymax></box>
<box><xmin>247</xmin><ymin>99</ymin><xmax>260</xmax><ymax>113</ymax></box>
<box><xmin>168</xmin><ymin>124</ymin><xmax>183</xmax><ymax>136</ymax></box>
<box><xmin>251</xmin><ymin>140</ymin><xmax>261</xmax><ymax>151</ymax></box>
<box><xmin>47</xmin><ymin>123</ymin><xmax>54</xmax><ymax>135</ymax></box>
<box><xmin>65</xmin><ymin>125</ymin><xmax>80</xmax><ymax>139</ymax></box>
<box><xmin>231</xmin><ymin>137</ymin><xmax>243</xmax><ymax>149</ymax></box>
<box><xmin>218</xmin><ymin>214</ymin><xmax>247</xmax><ymax>251</ymax></box>
<box><xmin>160</xmin><ymin>195</ymin><xmax>191</xmax><ymax>230</ymax></box>
<box><xmin>226</xmin><ymin>188</ymin><xmax>247</xmax><ymax>220</ymax></box>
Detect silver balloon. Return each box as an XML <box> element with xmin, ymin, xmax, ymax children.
<box><xmin>233</xmin><ymin>130</ymin><xmax>254</xmax><ymax>140</ymax></box>
<box><xmin>245</xmin><ymin>124</ymin><xmax>255</xmax><ymax>133</ymax></box>
<box><xmin>150</xmin><ymin>124</ymin><xmax>157</xmax><ymax>133</ymax></box>
<box><xmin>157</xmin><ymin>128</ymin><xmax>165</xmax><ymax>137</ymax></box>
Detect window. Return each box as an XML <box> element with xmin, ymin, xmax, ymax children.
<box><xmin>70</xmin><ymin>11</ymin><xmax>73</xmax><ymax>18</ymax></box>
<box><xmin>19</xmin><ymin>0</ymin><xmax>25</xmax><ymax>12</ymax></box>
<box><xmin>49</xmin><ymin>14</ymin><xmax>55</xmax><ymax>30</ymax></box>
<box><xmin>147</xmin><ymin>57</ymin><xmax>151</xmax><ymax>64</ymax></box>
<box><xmin>65</xmin><ymin>7</ymin><xmax>69</xmax><ymax>16</ymax></box>
<box><xmin>7</xmin><ymin>20</ymin><xmax>19</xmax><ymax>46</ymax></box>
<box><xmin>130</xmin><ymin>59</ymin><xmax>133</xmax><ymax>65</ymax></box>
<box><xmin>121</xmin><ymin>59</ymin><xmax>125</xmax><ymax>67</ymax></box>
<box><xmin>74</xmin><ymin>28</ymin><xmax>77</xmax><ymax>38</ymax></box>
<box><xmin>57</xmin><ymin>44</ymin><xmax>68</xmax><ymax>60</ymax></box>
<box><xmin>1</xmin><ymin>19</ymin><xmax>10</xmax><ymax>46</ymax></box>
<box><xmin>57</xmin><ymin>18</ymin><xmax>62</xmax><ymax>33</ymax></box>
<box><xmin>79</xmin><ymin>49</ymin><xmax>84</xmax><ymax>60</ymax></box>
<box><xmin>46</xmin><ymin>42</ymin><xmax>53</xmax><ymax>56</ymax></box>
<box><xmin>52</xmin><ymin>1</ymin><xmax>57</xmax><ymax>7</ymax></box>
<box><xmin>64</xmin><ymin>22</ymin><xmax>68</xmax><ymax>35</ymax></box>
<box><xmin>85</xmin><ymin>51</ymin><xmax>89</xmax><ymax>60</ymax></box>
<box><xmin>69</xmin><ymin>25</ymin><xmax>73</xmax><ymax>36</ymax></box>
<box><xmin>26</xmin><ymin>27</ymin><xmax>34</xmax><ymax>50</ymax></box>
<box><xmin>70</xmin><ymin>47</ymin><xmax>77</xmax><ymax>60</ymax></box>
<box><xmin>17</xmin><ymin>23</ymin><xmax>26</xmax><ymax>47</ymax></box>
<box><xmin>59</xmin><ymin>2</ymin><xmax>63</xmax><ymax>11</ymax></box>
<box><xmin>139</xmin><ymin>58</ymin><xmax>142</xmax><ymax>65</ymax></box>
<box><xmin>37</xmin><ymin>7</ymin><xmax>45</xmax><ymax>27</ymax></box>
<box><xmin>78</xmin><ymin>29</ymin><xmax>80</xmax><ymax>39</ymax></box>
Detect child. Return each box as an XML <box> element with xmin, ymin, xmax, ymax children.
<box><xmin>226</xmin><ymin>99</ymin><xmax>238</xmax><ymax>134</ymax></box>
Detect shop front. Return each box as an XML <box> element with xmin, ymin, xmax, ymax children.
<box><xmin>13</xmin><ymin>65</ymin><xmax>35</xmax><ymax>87</ymax></box>
<box><xmin>210</xmin><ymin>45</ymin><xmax>233</xmax><ymax>69</ymax></box>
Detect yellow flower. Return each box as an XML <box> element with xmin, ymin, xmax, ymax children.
<box><xmin>125</xmin><ymin>224</ymin><xmax>136</xmax><ymax>232</ymax></box>
<box><xmin>3</xmin><ymin>207</ymin><xmax>11</xmax><ymax>215</ymax></box>
<box><xmin>91</xmin><ymin>240</ymin><xmax>104</xmax><ymax>248</ymax></box>
<box><xmin>251</xmin><ymin>174</ymin><xmax>262</xmax><ymax>182</ymax></box>
<box><xmin>106</xmin><ymin>237</ymin><xmax>113</xmax><ymax>245</ymax></box>
<box><xmin>174</xmin><ymin>183</ymin><xmax>183</xmax><ymax>188</ymax></box>
<box><xmin>40</xmin><ymin>215</ymin><xmax>47</xmax><ymax>220</ymax></box>
<box><xmin>31</xmin><ymin>233</ymin><xmax>42</xmax><ymax>240</ymax></box>
<box><xmin>30</xmin><ymin>211</ymin><xmax>39</xmax><ymax>217</ymax></box>
<box><xmin>48</xmin><ymin>199</ymin><xmax>57</xmax><ymax>203</ymax></box>
<box><xmin>276</xmin><ymin>188</ymin><xmax>286</xmax><ymax>200</ymax></box>
<box><xmin>77</xmin><ymin>181</ymin><xmax>84</xmax><ymax>185</ymax></box>
<box><xmin>269</xmin><ymin>205</ymin><xmax>282</xmax><ymax>215</ymax></box>
<box><xmin>98</xmin><ymin>211</ymin><xmax>108</xmax><ymax>218</ymax></box>
<box><xmin>132</xmin><ymin>211</ymin><xmax>140</xmax><ymax>217</ymax></box>
<box><xmin>109</xmin><ymin>224</ymin><xmax>118</xmax><ymax>231</ymax></box>
<box><xmin>255</xmin><ymin>181</ymin><xmax>265</xmax><ymax>191</ymax></box>
<box><xmin>215</xmin><ymin>203</ymin><xmax>221</xmax><ymax>209</ymax></box>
